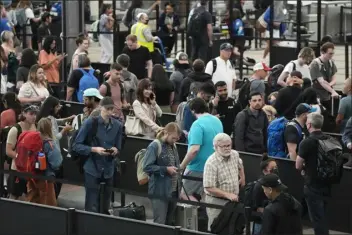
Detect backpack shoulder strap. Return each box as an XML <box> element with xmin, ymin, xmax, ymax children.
<box><xmin>77</xmin><ymin>114</ymin><xmax>83</xmax><ymax>129</ymax></box>
<box><xmin>119</xmin><ymin>81</ymin><xmax>124</xmax><ymax>102</ymax></box>
<box><xmin>14</xmin><ymin>123</ymin><xmax>22</xmax><ymax>139</ymax></box>
<box><xmin>291</xmin><ymin>61</ymin><xmax>296</xmax><ymax>71</ymax></box>
<box><xmin>212</xmin><ymin>59</ymin><xmax>217</xmax><ymax>75</ymax></box>
<box><xmin>103</xmin><ymin>81</ymin><xmax>111</xmax><ymax>97</ymax></box>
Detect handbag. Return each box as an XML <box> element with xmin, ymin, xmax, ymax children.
<box><xmin>110</xmin><ymin>202</ymin><xmax>146</xmax><ymax>221</ymax></box>
<box><xmin>125</xmin><ymin>109</ymin><xmax>144</xmax><ymax>136</ymax></box>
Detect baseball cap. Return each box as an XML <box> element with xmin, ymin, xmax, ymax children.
<box><xmin>83</xmin><ymin>88</ymin><xmax>103</xmax><ymax>100</ymax></box>
<box><xmin>220</xmin><ymin>42</ymin><xmax>233</xmax><ymax>51</ymax></box>
<box><xmin>176</xmin><ymin>52</ymin><xmax>189</xmax><ymax>64</ymax></box>
<box><xmin>295</xmin><ymin>103</ymin><xmax>317</xmax><ymax>116</ymax></box>
<box><xmin>253</xmin><ymin>62</ymin><xmax>272</xmax><ymax>72</ymax></box>
<box><xmin>290</xmin><ymin>70</ymin><xmax>303</xmax><ymax>79</ymax></box>
<box><xmin>22</xmin><ymin>104</ymin><xmax>39</xmax><ymax>113</ymax></box>
<box><xmin>100</xmin><ymin>97</ymin><xmax>115</xmax><ymax>108</ymax></box>
<box><xmin>259</xmin><ymin>174</ymin><xmax>287</xmax><ymax>190</ymax></box>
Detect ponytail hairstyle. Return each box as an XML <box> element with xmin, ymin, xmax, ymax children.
<box><xmin>156</xmin><ymin>122</ymin><xmax>182</xmax><ymax>140</ymax></box>
<box><xmin>37</xmin><ymin>117</ymin><xmax>54</xmax><ymax>139</ymax></box>
<box><xmin>260</xmin><ymin>153</ymin><xmax>276</xmax><ymax>171</ymax></box>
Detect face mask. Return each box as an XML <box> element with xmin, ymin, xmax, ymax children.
<box><xmin>270</xmin><ymin>168</ymin><xmax>279</xmax><ymax>175</ymax></box>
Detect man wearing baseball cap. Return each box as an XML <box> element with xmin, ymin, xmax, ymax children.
<box><xmin>259</xmin><ymin>174</ymin><xmax>303</xmax><ymax>235</ymax></box>
<box><xmin>250</xmin><ymin>62</ymin><xmax>271</xmax><ymax>96</ymax></box>
<box><xmin>73</xmin><ymin>96</ymin><xmax>123</xmax><ymax>214</ymax></box>
<box><xmin>72</xmin><ymin>88</ymin><xmax>103</xmax><ymax>130</ymax></box>
<box><xmin>284</xmin><ymin>103</ymin><xmax>316</xmax><ymax>160</ymax></box>
<box><xmin>205</xmin><ymin>43</ymin><xmax>237</xmax><ymax>98</ymax></box>
<box><xmin>274</xmin><ymin>71</ymin><xmax>304</xmax><ymax>119</ymax></box>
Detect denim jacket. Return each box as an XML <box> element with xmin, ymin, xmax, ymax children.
<box><xmin>143</xmin><ymin>140</ymin><xmax>181</xmax><ymax>198</ymax></box>
<box><xmin>73</xmin><ymin>116</ymin><xmax>123</xmax><ymax>179</ymax></box>
<box><xmin>43</xmin><ymin>140</ymin><xmax>63</xmax><ymax>177</ymax></box>
<box><xmin>342</xmin><ymin>117</ymin><xmax>352</xmax><ymax>147</ymax></box>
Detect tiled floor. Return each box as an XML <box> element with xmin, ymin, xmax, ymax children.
<box><xmin>58</xmin><ymin>184</ymin><xmax>351</xmax><ymax>235</ymax></box>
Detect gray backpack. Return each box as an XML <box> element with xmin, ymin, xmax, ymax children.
<box><xmin>175</xmin><ymin>101</ymin><xmax>190</xmax><ymax>131</ymax></box>
<box><xmin>15</xmin><ymin>8</ymin><xmax>27</xmax><ymax>27</ymax></box>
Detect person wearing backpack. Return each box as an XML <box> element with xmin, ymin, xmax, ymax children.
<box><xmin>296</xmin><ymin>113</ymin><xmax>344</xmax><ymax>235</ymax></box>
<box><xmin>5</xmin><ymin>104</ymin><xmax>38</xmax><ymax>200</ymax></box>
<box><xmin>69</xmin><ymin>34</ymin><xmax>89</xmax><ymax>75</ymax></box>
<box><xmin>179</xmin><ymin>59</ymin><xmax>213</xmax><ymax>102</ymax></box>
<box><xmin>277</xmin><ymin>47</ymin><xmax>315</xmax><ymax>88</ymax></box>
<box><xmin>25</xmin><ymin>118</ymin><xmax>62</xmax><ymax>206</ymax></box>
<box><xmin>99</xmin><ymin>63</ymin><xmax>129</xmax><ymax>121</ymax></box>
<box><xmin>142</xmin><ymin>122</ymin><xmax>182</xmax><ymax>225</ymax></box>
<box><xmin>187</xmin><ymin>0</ymin><xmax>213</xmax><ymax>62</ymax></box>
<box><xmin>36</xmin><ymin>12</ymin><xmax>52</xmax><ymax>51</ymax></box>
<box><xmin>66</xmin><ymin>54</ymin><xmax>99</xmax><ymax>102</ymax></box>
<box><xmin>169</xmin><ymin>52</ymin><xmax>192</xmax><ymax>113</ymax></box>
<box><xmin>248</xmin><ymin>155</ymin><xmax>279</xmax><ymax>235</ymax></box>
<box><xmin>116</xmin><ymin>54</ymin><xmax>138</xmax><ymax>104</ymax></box>
<box><xmin>310</xmin><ymin>42</ymin><xmax>339</xmax><ymax>114</ymax></box>
<box><xmin>205</xmin><ymin>43</ymin><xmax>237</xmax><ymax>98</ymax></box>
<box><xmin>260</xmin><ymin>174</ymin><xmax>303</xmax><ymax>235</ymax></box>
<box><xmin>72</xmin><ymin>97</ymin><xmax>123</xmax><ymax>214</ymax></box>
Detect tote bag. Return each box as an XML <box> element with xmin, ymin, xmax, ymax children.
<box><xmin>125</xmin><ymin>109</ymin><xmax>144</xmax><ymax>136</ymax></box>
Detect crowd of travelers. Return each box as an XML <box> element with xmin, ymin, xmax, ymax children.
<box><xmin>1</xmin><ymin>0</ymin><xmax>352</xmax><ymax>235</ymax></box>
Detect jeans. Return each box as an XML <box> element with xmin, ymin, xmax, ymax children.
<box><xmin>304</xmin><ymin>186</ymin><xmax>329</xmax><ymax>235</ymax></box>
<box><xmin>191</xmin><ymin>38</ymin><xmax>209</xmax><ymax>63</ymax></box>
<box><xmin>151</xmin><ymin>191</ymin><xmax>178</xmax><ymax>225</ymax></box>
<box><xmin>252</xmin><ymin>223</ymin><xmax>262</xmax><ymax>235</ymax></box>
<box><xmin>84</xmin><ymin>172</ymin><xmax>113</xmax><ymax>214</ymax></box>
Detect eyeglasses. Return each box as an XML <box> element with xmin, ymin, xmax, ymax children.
<box><xmin>218</xmin><ymin>144</ymin><xmax>231</xmax><ymax>149</ymax></box>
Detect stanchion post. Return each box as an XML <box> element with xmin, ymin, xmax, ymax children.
<box><xmin>0</xmin><ymin>146</ymin><xmax>4</xmax><ymax>197</ymax></box>
<box><xmin>99</xmin><ymin>182</ymin><xmax>106</xmax><ymax>213</ymax></box>
<box><xmin>296</xmin><ymin>0</ymin><xmax>302</xmax><ymax>52</ymax></box>
<box><xmin>66</xmin><ymin>208</ymin><xmax>76</xmax><ymax>235</ymax></box>
<box><xmin>156</xmin><ymin>5</ymin><xmax>160</xmax><ymax>32</ymax></box>
<box><xmin>185</xmin><ymin>0</ymin><xmax>190</xmax><ymax>55</ymax></box>
<box><xmin>112</xmin><ymin>0</ymin><xmax>117</xmax><ymax>61</ymax></box>
<box><xmin>317</xmin><ymin>0</ymin><xmax>322</xmax><ymax>43</ymax></box>
<box><xmin>339</xmin><ymin>6</ymin><xmax>344</xmax><ymax>42</ymax></box>
<box><xmin>174</xmin><ymin>226</ymin><xmax>182</xmax><ymax>235</ymax></box>
<box><xmin>181</xmin><ymin>30</ymin><xmax>185</xmax><ymax>52</ymax></box>
<box><xmin>269</xmin><ymin>1</ymin><xmax>274</xmax><ymax>67</ymax></box>
<box><xmin>345</xmin><ymin>43</ymin><xmax>350</xmax><ymax>78</ymax></box>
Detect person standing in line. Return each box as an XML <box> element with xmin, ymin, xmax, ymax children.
<box><xmin>99</xmin><ymin>3</ymin><xmax>114</xmax><ymax>63</ymax></box>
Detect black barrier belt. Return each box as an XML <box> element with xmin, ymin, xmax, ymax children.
<box><xmin>0</xmin><ymin>169</ymin><xmax>225</xmax><ymax>210</ymax></box>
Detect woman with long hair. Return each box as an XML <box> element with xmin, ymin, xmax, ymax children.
<box><xmin>151</xmin><ymin>64</ymin><xmax>174</xmax><ymax>112</ymax></box>
<box><xmin>1</xmin><ymin>92</ymin><xmax>22</xmax><ymax>128</ymax></box>
<box><xmin>122</xmin><ymin>0</ymin><xmax>160</xmax><ymax>31</ymax></box>
<box><xmin>39</xmin><ymin>36</ymin><xmax>65</xmax><ymax>84</ymax></box>
<box><xmin>99</xmin><ymin>3</ymin><xmax>114</xmax><ymax>63</ymax></box>
<box><xmin>17</xmin><ymin>64</ymin><xmax>50</xmax><ymax>104</ymax></box>
<box><xmin>143</xmin><ymin>122</ymin><xmax>182</xmax><ymax>225</ymax></box>
<box><xmin>16</xmin><ymin>0</ymin><xmax>40</xmax><ymax>49</ymax></box>
<box><xmin>1</xmin><ymin>30</ymin><xmax>18</xmax><ymax>92</ymax></box>
<box><xmin>132</xmin><ymin>78</ymin><xmax>163</xmax><ymax>138</ymax></box>
<box><xmin>16</xmin><ymin>48</ymin><xmax>37</xmax><ymax>90</ymax></box>
<box><xmin>69</xmin><ymin>34</ymin><xmax>89</xmax><ymax>74</ymax></box>
<box><xmin>27</xmin><ymin>117</ymin><xmax>62</xmax><ymax>206</ymax></box>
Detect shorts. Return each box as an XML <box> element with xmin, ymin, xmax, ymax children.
<box><xmin>7</xmin><ymin>171</ymin><xmax>27</xmax><ymax>197</ymax></box>
<box><xmin>181</xmin><ymin>169</ymin><xmax>203</xmax><ymax>198</ymax></box>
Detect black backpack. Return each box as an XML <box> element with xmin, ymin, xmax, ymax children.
<box><xmin>267</xmin><ymin>64</ymin><xmax>285</xmax><ymax>92</ymax></box>
<box><xmin>314</xmin><ymin>135</ymin><xmax>344</xmax><ymax>184</ymax></box>
<box><xmin>236</xmin><ymin>78</ymin><xmax>252</xmax><ymax>110</ymax></box>
<box><xmin>243</xmin><ymin>181</ymin><xmax>257</xmax><ymax>208</ymax></box>
<box><xmin>211</xmin><ymin>59</ymin><xmax>235</xmax><ymax>75</ymax></box>
<box><xmin>187</xmin><ymin>9</ymin><xmax>205</xmax><ymax>37</ymax></box>
<box><xmin>211</xmin><ymin>201</ymin><xmax>245</xmax><ymax>235</ymax></box>
<box><xmin>69</xmin><ymin>117</ymin><xmax>99</xmax><ymax>173</ymax></box>
<box><xmin>0</xmin><ymin>124</ymin><xmax>22</xmax><ymax>165</ymax></box>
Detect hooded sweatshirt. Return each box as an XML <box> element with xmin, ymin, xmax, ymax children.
<box><xmin>179</xmin><ymin>71</ymin><xmax>213</xmax><ymax>102</ymax></box>
<box><xmin>261</xmin><ymin>193</ymin><xmax>303</xmax><ymax>235</ymax></box>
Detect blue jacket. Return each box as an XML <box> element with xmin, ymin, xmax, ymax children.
<box><xmin>342</xmin><ymin>117</ymin><xmax>352</xmax><ymax>147</ymax></box>
<box><xmin>183</xmin><ymin>105</ymin><xmax>196</xmax><ymax>132</ymax></box>
<box><xmin>43</xmin><ymin>140</ymin><xmax>62</xmax><ymax>177</ymax></box>
<box><xmin>143</xmin><ymin>140</ymin><xmax>181</xmax><ymax>198</ymax></box>
<box><xmin>157</xmin><ymin>12</ymin><xmax>180</xmax><ymax>35</ymax></box>
<box><xmin>73</xmin><ymin>116</ymin><xmax>123</xmax><ymax>179</ymax></box>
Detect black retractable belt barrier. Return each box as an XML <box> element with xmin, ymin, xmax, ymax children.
<box><xmin>99</xmin><ymin>182</ymin><xmax>106</xmax><ymax>214</ymax></box>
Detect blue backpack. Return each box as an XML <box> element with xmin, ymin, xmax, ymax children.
<box><xmin>76</xmin><ymin>69</ymin><xmax>99</xmax><ymax>103</ymax></box>
<box><xmin>50</xmin><ymin>3</ymin><xmax>62</xmax><ymax>18</ymax></box>
<box><xmin>267</xmin><ymin>117</ymin><xmax>303</xmax><ymax>158</ymax></box>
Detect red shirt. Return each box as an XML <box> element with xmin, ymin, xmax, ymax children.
<box><xmin>0</xmin><ymin>109</ymin><xmax>17</xmax><ymax>128</ymax></box>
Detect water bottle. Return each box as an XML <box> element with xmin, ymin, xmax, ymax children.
<box><xmin>37</xmin><ymin>152</ymin><xmax>47</xmax><ymax>171</ymax></box>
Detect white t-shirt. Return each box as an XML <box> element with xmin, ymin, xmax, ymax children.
<box><xmin>205</xmin><ymin>57</ymin><xmax>237</xmax><ymax>97</ymax></box>
<box><xmin>283</xmin><ymin>59</ymin><xmax>311</xmax><ymax>80</ymax></box>
<box><xmin>25</xmin><ymin>8</ymin><xmax>35</xmax><ymax>19</ymax></box>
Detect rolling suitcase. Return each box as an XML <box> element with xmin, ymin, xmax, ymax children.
<box><xmin>176</xmin><ymin>203</ymin><xmax>198</xmax><ymax>230</ymax></box>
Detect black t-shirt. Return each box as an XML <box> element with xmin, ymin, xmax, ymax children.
<box><xmin>274</xmin><ymin>86</ymin><xmax>302</xmax><ymax>119</ymax></box>
<box><xmin>284</xmin><ymin>119</ymin><xmax>304</xmax><ymax>152</ymax></box>
<box><xmin>154</xmin><ymin>85</ymin><xmax>174</xmax><ymax>106</ymax></box>
<box><xmin>121</xmin><ymin>46</ymin><xmax>151</xmax><ymax>80</ymax></box>
<box><xmin>298</xmin><ymin>131</ymin><xmax>331</xmax><ymax>194</ymax></box>
<box><xmin>37</xmin><ymin>23</ymin><xmax>51</xmax><ymax>44</ymax></box>
<box><xmin>191</xmin><ymin>6</ymin><xmax>212</xmax><ymax>42</ymax></box>
<box><xmin>252</xmin><ymin>179</ymin><xmax>269</xmax><ymax>223</ymax></box>
<box><xmin>67</xmin><ymin>69</ymin><xmax>99</xmax><ymax>102</ymax></box>
<box><xmin>216</xmin><ymin>98</ymin><xmax>236</xmax><ymax>136</ymax></box>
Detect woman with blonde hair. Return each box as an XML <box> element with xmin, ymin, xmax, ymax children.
<box><xmin>143</xmin><ymin>122</ymin><xmax>182</xmax><ymax>225</ymax></box>
<box><xmin>262</xmin><ymin>105</ymin><xmax>277</xmax><ymax>122</ymax></box>
<box><xmin>18</xmin><ymin>64</ymin><xmax>50</xmax><ymax>104</ymax></box>
<box><xmin>26</xmin><ymin>118</ymin><xmax>62</xmax><ymax>206</ymax></box>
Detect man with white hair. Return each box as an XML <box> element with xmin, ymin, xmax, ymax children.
<box><xmin>131</xmin><ymin>12</ymin><xmax>159</xmax><ymax>63</ymax></box>
<box><xmin>203</xmin><ymin>133</ymin><xmax>245</xmax><ymax>230</ymax></box>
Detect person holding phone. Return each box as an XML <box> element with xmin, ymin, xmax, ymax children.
<box><xmin>132</xmin><ymin>78</ymin><xmax>163</xmax><ymax>138</ymax></box>
<box><xmin>39</xmin><ymin>36</ymin><xmax>66</xmax><ymax>84</ymax></box>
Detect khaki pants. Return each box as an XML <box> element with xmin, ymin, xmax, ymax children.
<box><xmin>26</xmin><ymin>180</ymin><xmax>57</xmax><ymax>206</ymax></box>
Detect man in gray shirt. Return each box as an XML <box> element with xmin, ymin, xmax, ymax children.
<box><xmin>249</xmin><ymin>62</ymin><xmax>271</xmax><ymax>96</ymax></box>
<box><xmin>310</xmin><ymin>42</ymin><xmax>339</xmax><ymax>113</ymax></box>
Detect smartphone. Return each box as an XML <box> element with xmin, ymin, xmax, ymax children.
<box><xmin>150</xmin><ymin>93</ymin><xmax>155</xmax><ymax>100</ymax></box>
<box><xmin>104</xmin><ymin>149</ymin><xmax>114</xmax><ymax>154</ymax></box>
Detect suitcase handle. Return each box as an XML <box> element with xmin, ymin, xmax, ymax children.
<box><xmin>331</xmin><ymin>95</ymin><xmax>341</xmax><ymax>116</ymax></box>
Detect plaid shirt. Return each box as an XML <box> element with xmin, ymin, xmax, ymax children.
<box><xmin>203</xmin><ymin>150</ymin><xmax>243</xmax><ymax>196</ymax></box>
